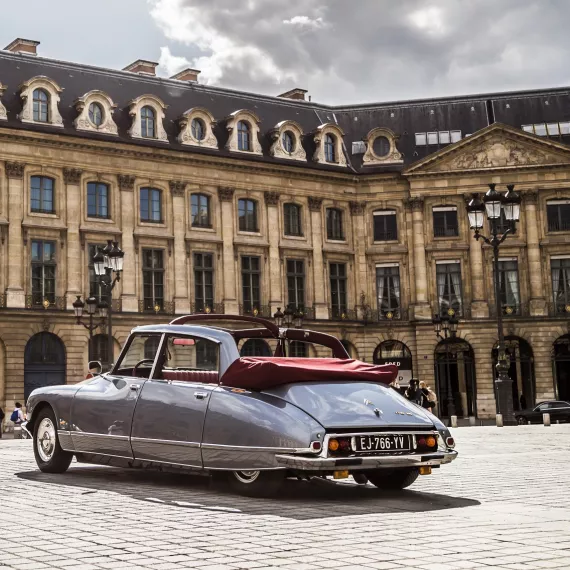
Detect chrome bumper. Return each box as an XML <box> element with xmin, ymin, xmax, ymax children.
<box><xmin>275</xmin><ymin>450</ymin><xmax>458</xmax><ymax>471</ymax></box>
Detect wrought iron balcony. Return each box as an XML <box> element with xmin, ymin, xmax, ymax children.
<box><xmin>239</xmin><ymin>304</ymin><xmax>271</xmax><ymax>318</ymax></box>
<box><xmin>548</xmin><ymin>219</ymin><xmax>570</xmax><ymax>232</ymax></box>
<box><xmin>489</xmin><ymin>302</ymin><xmax>529</xmax><ymax>318</ymax></box>
<box><xmin>190</xmin><ymin>302</ymin><xmax>225</xmax><ymax>315</ymax></box>
<box><xmin>437</xmin><ymin>303</ymin><xmax>469</xmax><ymax>319</ymax></box>
<box><xmin>365</xmin><ymin>307</ymin><xmax>409</xmax><ymax>322</ymax></box>
<box><xmin>329</xmin><ymin>307</ymin><xmax>357</xmax><ymax>321</ymax></box>
<box><xmin>26</xmin><ymin>295</ymin><xmax>67</xmax><ymax>311</ymax></box>
<box><xmin>548</xmin><ymin>302</ymin><xmax>570</xmax><ymax>318</ymax></box>
<box><xmin>285</xmin><ymin>305</ymin><xmax>315</xmax><ymax>320</ymax></box>
<box><xmin>138</xmin><ymin>300</ymin><xmax>176</xmax><ymax>315</ymax></box>
<box><xmin>433</xmin><ymin>226</ymin><xmax>459</xmax><ymax>238</ymax></box>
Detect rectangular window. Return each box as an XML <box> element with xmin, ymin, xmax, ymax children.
<box><xmin>140</xmin><ymin>188</ymin><xmax>162</xmax><ymax>223</ymax></box>
<box><xmin>326</xmin><ymin>208</ymin><xmax>344</xmax><ymax>240</ymax></box>
<box><xmin>438</xmin><ymin>131</ymin><xmax>450</xmax><ymax>144</ymax></box>
<box><xmin>373</xmin><ymin>210</ymin><xmax>398</xmax><ymax>241</ymax></box>
<box><xmin>241</xmin><ymin>256</ymin><xmax>260</xmax><ymax>313</ymax></box>
<box><xmin>191</xmin><ymin>194</ymin><xmax>211</xmax><ymax>228</ymax></box>
<box><xmin>88</xmin><ymin>243</ymin><xmax>105</xmax><ymax>303</ymax></box>
<box><xmin>433</xmin><ymin>207</ymin><xmax>459</xmax><ymax>237</ymax></box>
<box><xmin>522</xmin><ymin>125</ymin><xmax>534</xmax><ymax>134</ymax></box>
<box><xmin>142</xmin><ymin>249</ymin><xmax>164</xmax><ymax>311</ymax></box>
<box><xmin>560</xmin><ymin>122</ymin><xmax>570</xmax><ymax>135</ymax></box>
<box><xmin>547</xmin><ymin>200</ymin><xmax>570</xmax><ymax>232</ymax></box>
<box><xmin>376</xmin><ymin>265</ymin><xmax>401</xmax><ymax>317</ymax></box>
<box><xmin>238</xmin><ymin>199</ymin><xmax>258</xmax><ymax>232</ymax></box>
<box><xmin>286</xmin><ymin>259</ymin><xmax>305</xmax><ymax>310</ymax></box>
<box><xmin>552</xmin><ymin>258</ymin><xmax>570</xmax><ymax>315</ymax></box>
<box><xmin>495</xmin><ymin>209</ymin><xmax>513</xmax><ymax>235</ymax></box>
<box><xmin>329</xmin><ymin>262</ymin><xmax>347</xmax><ymax>318</ymax></box>
<box><xmin>194</xmin><ymin>252</ymin><xmax>214</xmax><ymax>312</ymax></box>
<box><xmin>415</xmin><ymin>133</ymin><xmax>427</xmax><ymax>146</ymax></box>
<box><xmin>547</xmin><ymin>123</ymin><xmax>560</xmax><ymax>136</ymax></box>
<box><xmin>31</xmin><ymin>240</ymin><xmax>56</xmax><ymax>306</ymax></box>
<box><xmin>436</xmin><ymin>262</ymin><xmax>463</xmax><ymax>317</ymax></box>
<box><xmin>534</xmin><ymin>123</ymin><xmax>547</xmax><ymax>136</ymax></box>
<box><xmin>497</xmin><ymin>260</ymin><xmax>521</xmax><ymax>314</ymax></box>
<box><xmin>284</xmin><ymin>204</ymin><xmax>303</xmax><ymax>236</ymax></box>
<box><xmin>87</xmin><ymin>182</ymin><xmax>109</xmax><ymax>218</ymax></box>
<box><xmin>450</xmin><ymin>130</ymin><xmax>462</xmax><ymax>143</ymax></box>
<box><xmin>427</xmin><ymin>132</ymin><xmax>438</xmax><ymax>145</ymax></box>
<box><xmin>30</xmin><ymin>176</ymin><xmax>54</xmax><ymax>214</ymax></box>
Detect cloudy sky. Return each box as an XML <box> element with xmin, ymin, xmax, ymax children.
<box><xmin>2</xmin><ymin>0</ymin><xmax>569</xmax><ymax>105</ymax></box>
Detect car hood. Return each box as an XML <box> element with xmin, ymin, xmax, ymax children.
<box><xmin>263</xmin><ymin>382</ymin><xmax>435</xmax><ymax>430</ymax></box>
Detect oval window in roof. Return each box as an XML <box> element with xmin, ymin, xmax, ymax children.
<box><xmin>88</xmin><ymin>102</ymin><xmax>104</xmax><ymax>127</ymax></box>
<box><xmin>282</xmin><ymin>130</ymin><xmax>295</xmax><ymax>153</ymax></box>
<box><xmin>191</xmin><ymin>117</ymin><xmax>206</xmax><ymax>141</ymax></box>
<box><xmin>372</xmin><ymin>135</ymin><xmax>391</xmax><ymax>157</ymax></box>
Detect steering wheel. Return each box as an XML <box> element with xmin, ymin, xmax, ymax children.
<box><xmin>132</xmin><ymin>359</ymin><xmax>154</xmax><ymax>376</ymax></box>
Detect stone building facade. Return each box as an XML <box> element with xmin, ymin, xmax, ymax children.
<box><xmin>1</xmin><ymin>39</ymin><xmax>570</xmax><ymax>420</ymax></box>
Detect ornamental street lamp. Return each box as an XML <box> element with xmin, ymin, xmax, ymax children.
<box><xmin>73</xmin><ymin>295</ymin><xmax>106</xmax><ymax>361</ymax></box>
<box><xmin>466</xmin><ymin>183</ymin><xmax>521</xmax><ymax>425</ymax></box>
<box><xmin>432</xmin><ymin>311</ymin><xmax>459</xmax><ymax>419</ymax></box>
<box><xmin>93</xmin><ymin>240</ymin><xmax>125</xmax><ymax>371</ymax></box>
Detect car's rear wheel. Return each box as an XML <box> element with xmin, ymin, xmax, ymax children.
<box><xmin>366</xmin><ymin>468</ymin><xmax>419</xmax><ymax>490</ymax></box>
<box><xmin>33</xmin><ymin>407</ymin><xmax>73</xmax><ymax>473</ymax></box>
<box><xmin>226</xmin><ymin>470</ymin><xmax>285</xmax><ymax>497</ymax></box>
<box><xmin>516</xmin><ymin>416</ymin><xmax>526</xmax><ymax>425</ymax></box>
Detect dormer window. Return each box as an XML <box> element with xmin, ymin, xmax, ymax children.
<box><xmin>362</xmin><ymin>128</ymin><xmax>403</xmax><ymax>166</ymax></box>
<box><xmin>141</xmin><ymin>106</ymin><xmax>156</xmax><ymax>138</ymax></box>
<box><xmin>324</xmin><ymin>134</ymin><xmax>336</xmax><ymax>162</ymax></box>
<box><xmin>237</xmin><ymin>121</ymin><xmax>251</xmax><ymax>151</ymax></box>
<box><xmin>89</xmin><ymin>103</ymin><xmax>103</xmax><ymax>127</ymax></box>
<box><xmin>191</xmin><ymin>118</ymin><xmax>205</xmax><ymax>141</ymax></box>
<box><xmin>269</xmin><ymin>120</ymin><xmax>306</xmax><ymax>161</ymax></box>
<box><xmin>33</xmin><ymin>89</ymin><xmax>49</xmax><ymax>122</ymax></box>
<box><xmin>282</xmin><ymin>131</ymin><xmax>295</xmax><ymax>153</ymax></box>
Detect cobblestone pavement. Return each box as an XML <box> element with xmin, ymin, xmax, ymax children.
<box><xmin>1</xmin><ymin>425</ymin><xmax>569</xmax><ymax>570</ymax></box>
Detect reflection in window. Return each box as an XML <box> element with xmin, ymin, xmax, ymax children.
<box><xmin>87</xmin><ymin>182</ymin><xmax>109</xmax><ymax>218</ymax></box>
<box><xmin>142</xmin><ymin>249</ymin><xmax>164</xmax><ymax>311</ymax></box>
<box><xmin>436</xmin><ymin>262</ymin><xmax>463</xmax><ymax>317</ymax></box>
<box><xmin>241</xmin><ymin>256</ymin><xmax>260</xmax><ymax>313</ymax></box>
<box><xmin>324</xmin><ymin>134</ymin><xmax>336</xmax><ymax>162</ymax></box>
<box><xmin>330</xmin><ymin>263</ymin><xmax>347</xmax><ymax>318</ymax></box>
<box><xmin>237</xmin><ymin>120</ymin><xmax>251</xmax><ymax>151</ymax></box>
<box><xmin>238</xmin><ymin>198</ymin><xmax>258</xmax><ymax>232</ymax></box>
<box><xmin>191</xmin><ymin>194</ymin><xmax>211</xmax><ymax>227</ymax></box>
<box><xmin>141</xmin><ymin>106</ymin><xmax>156</xmax><ymax>138</ymax></box>
<box><xmin>284</xmin><ymin>203</ymin><xmax>302</xmax><ymax>236</ymax></box>
<box><xmin>31</xmin><ymin>240</ymin><xmax>56</xmax><ymax>306</ymax></box>
<box><xmin>140</xmin><ymin>187</ymin><xmax>162</xmax><ymax>222</ymax></box>
<box><xmin>33</xmin><ymin>89</ymin><xmax>49</xmax><ymax>122</ymax></box>
<box><xmin>31</xmin><ymin>176</ymin><xmax>55</xmax><ymax>213</ymax></box>
<box><xmin>326</xmin><ymin>208</ymin><xmax>344</xmax><ymax>240</ymax></box>
<box><xmin>497</xmin><ymin>260</ymin><xmax>521</xmax><ymax>314</ymax></box>
<box><xmin>376</xmin><ymin>265</ymin><xmax>401</xmax><ymax>316</ymax></box>
<box><xmin>194</xmin><ymin>252</ymin><xmax>214</xmax><ymax>312</ymax></box>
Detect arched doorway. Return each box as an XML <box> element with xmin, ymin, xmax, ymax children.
<box><xmin>240</xmin><ymin>339</ymin><xmax>272</xmax><ymax>357</ymax></box>
<box><xmin>24</xmin><ymin>332</ymin><xmax>66</xmax><ymax>401</ymax></box>
<box><xmin>434</xmin><ymin>339</ymin><xmax>476</xmax><ymax>418</ymax></box>
<box><xmin>373</xmin><ymin>341</ymin><xmax>413</xmax><ymax>387</ymax></box>
<box><xmin>492</xmin><ymin>336</ymin><xmax>535</xmax><ymax>411</ymax></box>
<box><xmin>552</xmin><ymin>335</ymin><xmax>570</xmax><ymax>401</ymax></box>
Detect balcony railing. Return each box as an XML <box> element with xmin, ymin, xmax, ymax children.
<box><xmin>489</xmin><ymin>302</ymin><xmax>529</xmax><ymax>318</ymax></box>
<box><xmin>548</xmin><ymin>219</ymin><xmax>570</xmax><ymax>232</ymax></box>
<box><xmin>433</xmin><ymin>226</ymin><xmax>459</xmax><ymax>238</ymax></box>
<box><xmin>26</xmin><ymin>295</ymin><xmax>66</xmax><ymax>311</ymax></box>
<box><xmin>438</xmin><ymin>303</ymin><xmax>469</xmax><ymax>319</ymax></box>
<box><xmin>373</xmin><ymin>231</ymin><xmax>398</xmax><ymax>242</ymax></box>
<box><xmin>285</xmin><ymin>305</ymin><xmax>315</xmax><ymax>320</ymax></box>
<box><xmin>190</xmin><ymin>302</ymin><xmax>225</xmax><ymax>315</ymax></box>
<box><xmin>549</xmin><ymin>302</ymin><xmax>570</xmax><ymax>317</ymax></box>
<box><xmin>365</xmin><ymin>307</ymin><xmax>409</xmax><ymax>322</ymax></box>
<box><xmin>239</xmin><ymin>304</ymin><xmax>271</xmax><ymax>318</ymax></box>
<box><xmin>138</xmin><ymin>300</ymin><xmax>176</xmax><ymax>315</ymax></box>
<box><xmin>329</xmin><ymin>307</ymin><xmax>357</xmax><ymax>320</ymax></box>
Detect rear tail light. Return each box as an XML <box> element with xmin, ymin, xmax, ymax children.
<box><xmin>310</xmin><ymin>441</ymin><xmax>322</xmax><ymax>452</ymax></box>
<box><xmin>327</xmin><ymin>437</ymin><xmax>352</xmax><ymax>455</ymax></box>
<box><xmin>446</xmin><ymin>436</ymin><xmax>455</xmax><ymax>449</ymax></box>
<box><xmin>416</xmin><ymin>435</ymin><xmax>438</xmax><ymax>451</ymax></box>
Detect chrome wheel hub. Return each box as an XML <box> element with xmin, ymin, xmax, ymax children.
<box><xmin>233</xmin><ymin>470</ymin><xmax>260</xmax><ymax>484</ymax></box>
<box><xmin>37</xmin><ymin>418</ymin><xmax>56</xmax><ymax>462</ymax></box>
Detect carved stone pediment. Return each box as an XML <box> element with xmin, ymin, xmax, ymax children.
<box><xmin>405</xmin><ymin>123</ymin><xmax>570</xmax><ymax>175</ymax></box>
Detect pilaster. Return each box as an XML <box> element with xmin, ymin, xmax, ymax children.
<box><xmin>308</xmin><ymin>197</ymin><xmax>328</xmax><ymax>319</ymax></box>
<box><xmin>118</xmin><ymin>174</ymin><xmax>138</xmax><ymax>312</ymax></box>
<box><xmin>64</xmin><ymin>168</ymin><xmax>83</xmax><ymax>310</ymax></box>
<box><xmin>465</xmin><ymin>195</ymin><xmax>489</xmax><ymax>318</ymax></box>
<box><xmin>350</xmin><ymin>201</ymin><xmax>368</xmax><ymax>319</ymax></box>
<box><xmin>265</xmin><ymin>191</ymin><xmax>282</xmax><ymax>313</ymax></box>
<box><xmin>170</xmin><ymin>180</ymin><xmax>189</xmax><ymax>313</ymax></box>
<box><xmin>524</xmin><ymin>191</ymin><xmax>547</xmax><ymax>316</ymax></box>
<box><xmin>408</xmin><ymin>197</ymin><xmax>431</xmax><ymax>320</ymax></box>
<box><xmin>218</xmin><ymin>187</ymin><xmax>238</xmax><ymax>314</ymax></box>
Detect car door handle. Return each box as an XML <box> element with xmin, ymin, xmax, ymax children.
<box><xmin>194</xmin><ymin>392</ymin><xmax>208</xmax><ymax>400</ymax></box>
<box><xmin>130</xmin><ymin>384</ymin><xmax>140</xmax><ymax>391</ymax></box>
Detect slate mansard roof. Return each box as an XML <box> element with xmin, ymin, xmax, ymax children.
<box><xmin>2</xmin><ymin>49</ymin><xmax>570</xmax><ymax>174</ymax></box>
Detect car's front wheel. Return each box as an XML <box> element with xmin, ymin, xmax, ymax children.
<box><xmin>366</xmin><ymin>468</ymin><xmax>419</xmax><ymax>490</ymax></box>
<box><xmin>225</xmin><ymin>470</ymin><xmax>285</xmax><ymax>497</ymax></box>
<box><xmin>516</xmin><ymin>416</ymin><xmax>527</xmax><ymax>425</ymax></box>
<box><xmin>33</xmin><ymin>407</ymin><xmax>73</xmax><ymax>473</ymax></box>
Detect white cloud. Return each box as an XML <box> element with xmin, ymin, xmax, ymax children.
<box><xmin>158</xmin><ymin>46</ymin><xmax>192</xmax><ymax>76</ymax></box>
<box><xmin>408</xmin><ymin>6</ymin><xmax>445</xmax><ymax>36</ymax></box>
<box><xmin>283</xmin><ymin>16</ymin><xmax>327</xmax><ymax>30</ymax></box>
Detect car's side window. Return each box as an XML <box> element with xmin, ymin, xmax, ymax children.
<box><xmin>115</xmin><ymin>334</ymin><xmax>162</xmax><ymax>378</ymax></box>
<box><xmin>158</xmin><ymin>336</ymin><xmax>219</xmax><ymax>383</ymax></box>
<box><xmin>536</xmin><ymin>403</ymin><xmax>550</xmax><ymax>411</ymax></box>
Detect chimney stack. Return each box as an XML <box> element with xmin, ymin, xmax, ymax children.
<box><xmin>4</xmin><ymin>38</ymin><xmax>39</xmax><ymax>56</ymax></box>
<box><xmin>170</xmin><ymin>68</ymin><xmax>201</xmax><ymax>82</ymax></box>
<box><xmin>277</xmin><ymin>88</ymin><xmax>308</xmax><ymax>101</ymax></box>
<box><xmin>123</xmin><ymin>60</ymin><xmax>158</xmax><ymax>76</ymax></box>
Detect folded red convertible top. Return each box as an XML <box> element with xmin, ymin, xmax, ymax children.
<box><xmin>220</xmin><ymin>357</ymin><xmax>398</xmax><ymax>390</ymax></box>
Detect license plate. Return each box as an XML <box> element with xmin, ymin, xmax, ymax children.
<box><xmin>354</xmin><ymin>434</ymin><xmax>411</xmax><ymax>453</ymax></box>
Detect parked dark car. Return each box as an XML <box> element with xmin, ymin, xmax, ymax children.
<box><xmin>515</xmin><ymin>401</ymin><xmax>570</xmax><ymax>424</ymax></box>
<box><xmin>26</xmin><ymin>314</ymin><xmax>457</xmax><ymax>497</ymax></box>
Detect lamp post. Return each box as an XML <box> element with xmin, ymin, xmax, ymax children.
<box><xmin>466</xmin><ymin>184</ymin><xmax>521</xmax><ymax>425</ymax></box>
<box><xmin>432</xmin><ymin>311</ymin><xmax>459</xmax><ymax>418</ymax></box>
<box><xmin>93</xmin><ymin>240</ymin><xmax>125</xmax><ymax>371</ymax></box>
<box><xmin>72</xmin><ymin>295</ymin><xmax>107</xmax><ymax>361</ymax></box>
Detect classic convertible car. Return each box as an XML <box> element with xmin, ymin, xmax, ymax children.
<box><xmin>26</xmin><ymin>315</ymin><xmax>457</xmax><ymax>496</ymax></box>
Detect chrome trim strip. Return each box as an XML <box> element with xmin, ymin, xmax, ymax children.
<box><xmin>201</xmin><ymin>442</ymin><xmax>312</xmax><ymax>453</ymax></box>
<box><xmin>130</xmin><ymin>436</ymin><xmax>200</xmax><ymax>448</ymax></box>
<box><xmin>72</xmin><ymin>432</ymin><xmax>130</xmax><ymax>440</ymax></box>
<box><xmin>132</xmin><ymin>457</ymin><xmax>203</xmax><ymax>469</ymax></box>
<box><xmin>76</xmin><ymin>451</ymin><xmax>135</xmax><ymax>460</ymax></box>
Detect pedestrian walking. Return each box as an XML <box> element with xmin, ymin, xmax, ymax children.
<box><xmin>405</xmin><ymin>379</ymin><xmax>425</xmax><ymax>406</ymax></box>
<box><xmin>10</xmin><ymin>402</ymin><xmax>25</xmax><ymax>425</ymax></box>
<box><xmin>420</xmin><ymin>380</ymin><xmax>437</xmax><ymax>413</ymax></box>
<box><xmin>0</xmin><ymin>406</ymin><xmax>4</xmax><ymax>439</ymax></box>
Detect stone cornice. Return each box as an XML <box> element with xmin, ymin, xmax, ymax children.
<box><xmin>4</xmin><ymin>161</ymin><xmax>25</xmax><ymax>179</ymax></box>
<box><xmin>169</xmin><ymin>180</ymin><xmax>187</xmax><ymax>197</ymax></box>
<box><xmin>117</xmin><ymin>174</ymin><xmax>135</xmax><ymax>191</ymax></box>
<box><xmin>217</xmin><ymin>187</ymin><xmax>235</xmax><ymax>201</ymax></box>
<box><xmin>63</xmin><ymin>167</ymin><xmax>82</xmax><ymax>184</ymax></box>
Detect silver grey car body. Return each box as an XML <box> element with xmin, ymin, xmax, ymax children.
<box><xmin>26</xmin><ymin>320</ymin><xmax>457</xmax><ymax>478</ymax></box>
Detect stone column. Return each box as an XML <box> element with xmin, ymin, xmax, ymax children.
<box><xmin>170</xmin><ymin>180</ymin><xmax>189</xmax><ymax>314</ymax></box>
<box><xmin>524</xmin><ymin>191</ymin><xmax>547</xmax><ymax>316</ymax></box>
<box><xmin>309</xmin><ymin>197</ymin><xmax>328</xmax><ymax>319</ymax></box>
<box><xmin>466</xmin><ymin>196</ymin><xmax>489</xmax><ymax>318</ymax></box>
<box><xmin>350</xmin><ymin>201</ymin><xmax>368</xmax><ymax>319</ymax></box>
<box><xmin>118</xmin><ymin>174</ymin><xmax>138</xmax><ymax>312</ymax></box>
<box><xmin>409</xmin><ymin>197</ymin><xmax>431</xmax><ymax>320</ymax></box>
<box><xmin>265</xmin><ymin>191</ymin><xmax>282</xmax><ymax>314</ymax></box>
<box><xmin>64</xmin><ymin>168</ymin><xmax>83</xmax><ymax>310</ymax></box>
<box><xmin>5</xmin><ymin>162</ymin><xmax>26</xmax><ymax>308</ymax></box>
<box><xmin>218</xmin><ymin>187</ymin><xmax>238</xmax><ymax>315</ymax></box>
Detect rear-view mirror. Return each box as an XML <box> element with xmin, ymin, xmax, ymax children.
<box><xmin>88</xmin><ymin>360</ymin><xmax>102</xmax><ymax>374</ymax></box>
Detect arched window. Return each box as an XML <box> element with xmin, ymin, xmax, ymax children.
<box><xmin>240</xmin><ymin>339</ymin><xmax>272</xmax><ymax>357</ymax></box>
<box><xmin>191</xmin><ymin>118</ymin><xmax>206</xmax><ymax>141</ymax></box>
<box><xmin>282</xmin><ymin>131</ymin><xmax>295</xmax><ymax>153</ymax></box>
<box><xmin>289</xmin><ymin>341</ymin><xmax>308</xmax><ymax>358</ymax></box>
<box><xmin>237</xmin><ymin>120</ymin><xmax>251</xmax><ymax>151</ymax></box>
<box><xmin>141</xmin><ymin>106</ymin><xmax>156</xmax><ymax>138</ymax></box>
<box><xmin>374</xmin><ymin>340</ymin><xmax>413</xmax><ymax>390</ymax></box>
<box><xmin>324</xmin><ymin>134</ymin><xmax>336</xmax><ymax>162</ymax></box>
<box><xmin>33</xmin><ymin>88</ymin><xmax>49</xmax><ymax>122</ymax></box>
<box><xmin>88</xmin><ymin>102</ymin><xmax>104</xmax><ymax>127</ymax></box>
<box><xmin>284</xmin><ymin>203</ymin><xmax>302</xmax><ymax>236</ymax></box>
<box><xmin>191</xmin><ymin>193</ymin><xmax>211</xmax><ymax>227</ymax></box>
